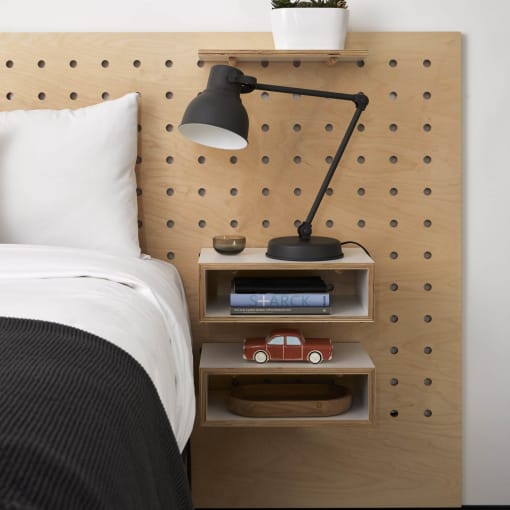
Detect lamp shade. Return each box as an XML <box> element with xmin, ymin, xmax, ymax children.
<box><xmin>179</xmin><ymin>65</ymin><xmax>249</xmax><ymax>150</ymax></box>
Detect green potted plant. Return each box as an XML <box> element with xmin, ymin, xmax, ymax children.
<box><xmin>271</xmin><ymin>0</ymin><xmax>350</xmax><ymax>50</ymax></box>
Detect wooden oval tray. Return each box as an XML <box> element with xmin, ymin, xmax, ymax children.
<box><xmin>228</xmin><ymin>383</ymin><xmax>352</xmax><ymax>418</ymax></box>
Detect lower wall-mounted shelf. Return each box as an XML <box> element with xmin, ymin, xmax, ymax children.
<box><xmin>199</xmin><ymin>342</ymin><xmax>375</xmax><ymax>427</ymax></box>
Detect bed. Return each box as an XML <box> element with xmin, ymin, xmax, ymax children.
<box><xmin>0</xmin><ymin>93</ymin><xmax>195</xmax><ymax>509</ymax></box>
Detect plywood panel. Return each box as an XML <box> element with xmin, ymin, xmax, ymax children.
<box><xmin>0</xmin><ymin>32</ymin><xmax>461</xmax><ymax>508</ymax></box>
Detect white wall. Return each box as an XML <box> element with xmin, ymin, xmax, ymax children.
<box><xmin>2</xmin><ymin>0</ymin><xmax>509</xmax><ymax>505</ymax></box>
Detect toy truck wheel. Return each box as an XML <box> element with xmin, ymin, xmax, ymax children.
<box><xmin>308</xmin><ymin>351</ymin><xmax>322</xmax><ymax>364</ymax></box>
<box><xmin>254</xmin><ymin>350</ymin><xmax>268</xmax><ymax>363</ymax></box>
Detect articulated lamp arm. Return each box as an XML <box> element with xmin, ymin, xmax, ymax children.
<box><xmin>232</xmin><ymin>73</ymin><xmax>369</xmax><ymax>241</ymax></box>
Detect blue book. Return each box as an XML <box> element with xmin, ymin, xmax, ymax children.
<box><xmin>229</xmin><ymin>292</ymin><xmax>330</xmax><ymax>307</ymax></box>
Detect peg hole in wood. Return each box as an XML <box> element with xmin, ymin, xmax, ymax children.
<box><xmin>326</xmin><ymin>220</ymin><xmax>334</xmax><ymax>228</ymax></box>
<box><xmin>390</xmin><ymin>219</ymin><xmax>398</xmax><ymax>228</ymax></box>
<box><xmin>230</xmin><ymin>156</ymin><xmax>238</xmax><ymax>164</ymax></box>
<box><xmin>133</xmin><ymin>59</ymin><xmax>141</xmax><ymax>68</ymax></box>
<box><xmin>166</xmin><ymin>156</ymin><xmax>174</xmax><ymax>165</ymax></box>
<box><xmin>198</xmin><ymin>188</ymin><xmax>206</xmax><ymax>197</ymax></box>
<box><xmin>101</xmin><ymin>59</ymin><xmax>109</xmax><ymax>68</ymax></box>
<box><xmin>262</xmin><ymin>220</ymin><xmax>270</xmax><ymax>228</ymax></box>
<box><xmin>261</xmin><ymin>123</ymin><xmax>270</xmax><ymax>132</ymax></box>
<box><xmin>230</xmin><ymin>188</ymin><xmax>238</xmax><ymax>196</ymax></box>
<box><xmin>166</xmin><ymin>251</ymin><xmax>175</xmax><ymax>260</ymax></box>
<box><xmin>165</xmin><ymin>59</ymin><xmax>173</xmax><ymax>68</ymax></box>
<box><xmin>424</xmin><ymin>283</ymin><xmax>432</xmax><ymax>291</ymax></box>
<box><xmin>5</xmin><ymin>60</ymin><xmax>13</xmax><ymax>68</ymax></box>
<box><xmin>357</xmin><ymin>219</ymin><xmax>366</xmax><ymax>228</ymax></box>
<box><xmin>389</xmin><ymin>123</ymin><xmax>398</xmax><ymax>132</ymax></box>
<box><xmin>390</xmin><ymin>187</ymin><xmax>399</xmax><ymax>196</ymax></box>
<box><xmin>198</xmin><ymin>220</ymin><xmax>207</xmax><ymax>228</ymax></box>
<box><xmin>165</xmin><ymin>124</ymin><xmax>173</xmax><ymax>132</ymax></box>
<box><xmin>389</xmin><ymin>59</ymin><xmax>398</xmax><ymax>67</ymax></box>
<box><xmin>390</xmin><ymin>283</ymin><xmax>399</xmax><ymax>291</ymax></box>
<box><xmin>38</xmin><ymin>92</ymin><xmax>46</xmax><ymax>100</ymax></box>
<box><xmin>166</xmin><ymin>220</ymin><xmax>175</xmax><ymax>229</ymax></box>
<box><xmin>230</xmin><ymin>220</ymin><xmax>238</xmax><ymax>228</ymax></box>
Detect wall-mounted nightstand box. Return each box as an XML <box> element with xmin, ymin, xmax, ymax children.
<box><xmin>199</xmin><ymin>341</ymin><xmax>375</xmax><ymax>427</ymax></box>
<box><xmin>198</xmin><ymin>247</ymin><xmax>374</xmax><ymax>323</ymax></box>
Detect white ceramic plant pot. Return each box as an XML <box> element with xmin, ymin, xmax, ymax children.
<box><xmin>271</xmin><ymin>8</ymin><xmax>349</xmax><ymax>50</ymax></box>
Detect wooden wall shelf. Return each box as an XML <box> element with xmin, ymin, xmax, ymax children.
<box><xmin>198</xmin><ymin>49</ymin><xmax>368</xmax><ymax>66</ymax></box>
<box><xmin>199</xmin><ymin>342</ymin><xmax>375</xmax><ymax>427</ymax></box>
<box><xmin>198</xmin><ymin>247</ymin><xmax>375</xmax><ymax>323</ymax></box>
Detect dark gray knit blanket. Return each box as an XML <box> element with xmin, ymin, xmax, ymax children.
<box><xmin>0</xmin><ymin>317</ymin><xmax>193</xmax><ymax>510</ymax></box>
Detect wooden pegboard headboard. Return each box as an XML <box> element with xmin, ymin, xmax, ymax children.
<box><xmin>0</xmin><ymin>32</ymin><xmax>461</xmax><ymax>508</ymax></box>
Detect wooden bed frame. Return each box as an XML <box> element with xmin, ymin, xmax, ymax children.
<box><xmin>0</xmin><ymin>32</ymin><xmax>461</xmax><ymax>508</ymax></box>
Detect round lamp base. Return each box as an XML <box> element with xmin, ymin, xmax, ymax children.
<box><xmin>266</xmin><ymin>236</ymin><xmax>344</xmax><ymax>261</ymax></box>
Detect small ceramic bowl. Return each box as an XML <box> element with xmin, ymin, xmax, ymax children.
<box><xmin>213</xmin><ymin>235</ymin><xmax>246</xmax><ymax>255</ymax></box>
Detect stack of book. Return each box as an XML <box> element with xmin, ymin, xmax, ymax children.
<box><xmin>230</xmin><ymin>276</ymin><xmax>331</xmax><ymax>315</ymax></box>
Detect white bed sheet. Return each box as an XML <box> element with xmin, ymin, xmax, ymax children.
<box><xmin>0</xmin><ymin>244</ymin><xmax>195</xmax><ymax>451</ymax></box>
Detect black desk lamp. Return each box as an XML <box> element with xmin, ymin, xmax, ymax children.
<box><xmin>179</xmin><ymin>64</ymin><xmax>368</xmax><ymax>261</ymax></box>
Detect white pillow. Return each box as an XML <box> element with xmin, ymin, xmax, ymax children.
<box><xmin>0</xmin><ymin>93</ymin><xmax>141</xmax><ymax>258</ymax></box>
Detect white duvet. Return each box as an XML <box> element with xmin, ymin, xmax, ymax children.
<box><xmin>0</xmin><ymin>244</ymin><xmax>195</xmax><ymax>451</ymax></box>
